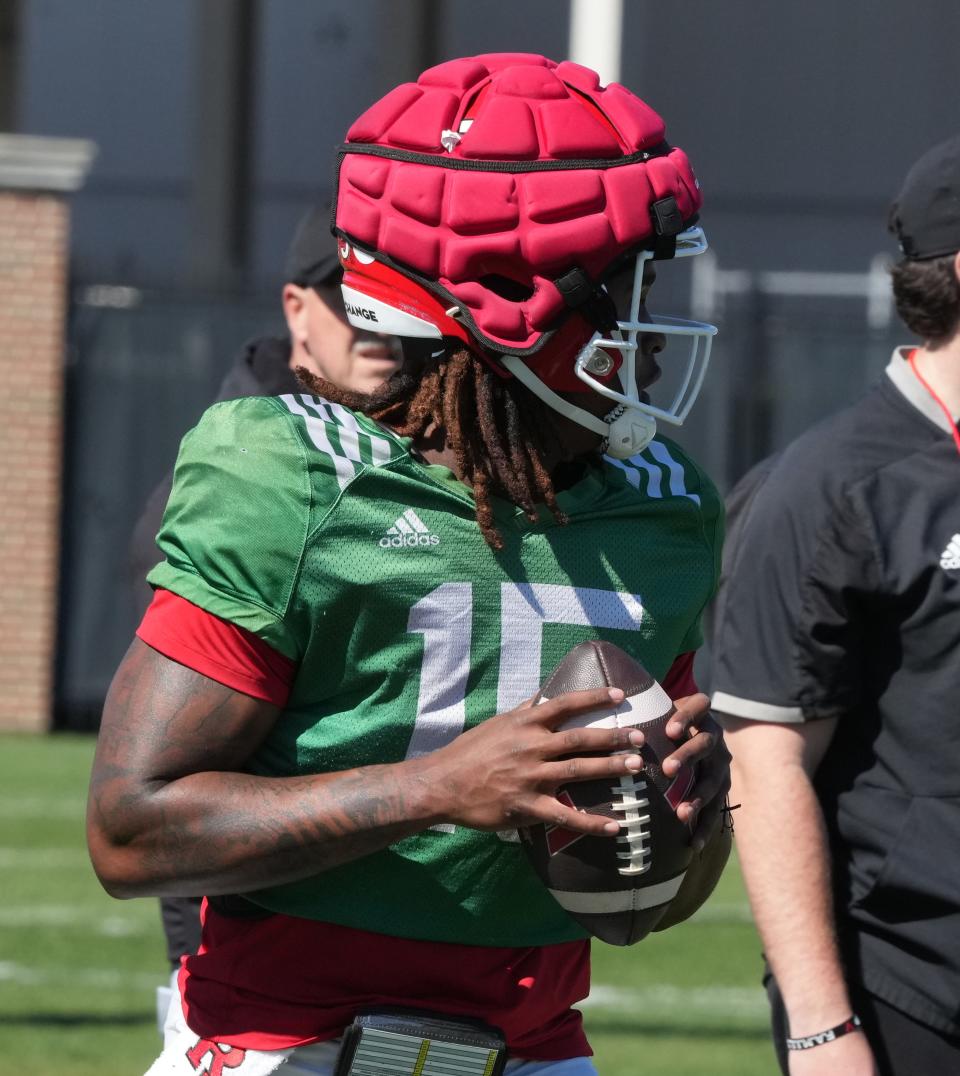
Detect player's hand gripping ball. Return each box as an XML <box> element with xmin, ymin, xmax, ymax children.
<box><xmin>520</xmin><ymin>641</ymin><xmax>696</xmax><ymax>945</ymax></box>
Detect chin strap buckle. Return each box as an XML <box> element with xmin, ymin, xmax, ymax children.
<box><xmin>603</xmin><ymin>405</ymin><xmax>657</xmax><ymax>459</ymax></box>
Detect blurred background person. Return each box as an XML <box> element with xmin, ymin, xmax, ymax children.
<box><xmin>129</xmin><ymin>205</ymin><xmax>401</xmax><ymax>611</ymax></box>
<box><xmin>711</xmin><ymin>135</ymin><xmax>960</xmax><ymax>1075</ymax></box>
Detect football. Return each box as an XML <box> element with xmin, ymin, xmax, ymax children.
<box><xmin>652</xmin><ymin>811</ymin><xmax>732</xmax><ymax>932</ymax></box>
<box><xmin>520</xmin><ymin>640</ymin><xmax>696</xmax><ymax>945</ymax></box>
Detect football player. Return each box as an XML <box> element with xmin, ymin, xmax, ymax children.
<box><xmin>88</xmin><ymin>54</ymin><xmax>729</xmax><ymax>1076</ymax></box>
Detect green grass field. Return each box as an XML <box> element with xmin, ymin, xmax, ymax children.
<box><xmin>0</xmin><ymin>733</ymin><xmax>778</xmax><ymax>1074</ymax></box>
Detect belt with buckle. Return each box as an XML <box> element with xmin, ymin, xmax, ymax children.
<box><xmin>334</xmin><ymin>1008</ymin><xmax>508</xmax><ymax>1076</ymax></box>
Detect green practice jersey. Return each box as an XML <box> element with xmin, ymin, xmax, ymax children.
<box><xmin>148</xmin><ymin>393</ymin><xmax>723</xmax><ymax>947</ymax></box>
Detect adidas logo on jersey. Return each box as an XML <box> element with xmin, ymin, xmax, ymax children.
<box><xmin>379</xmin><ymin>508</ymin><xmax>440</xmax><ymax>549</ymax></box>
<box><xmin>940</xmin><ymin>533</ymin><xmax>960</xmax><ymax>571</ymax></box>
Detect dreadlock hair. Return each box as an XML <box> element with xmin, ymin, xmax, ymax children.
<box><xmin>297</xmin><ymin>345</ymin><xmax>586</xmax><ymax>550</ymax></box>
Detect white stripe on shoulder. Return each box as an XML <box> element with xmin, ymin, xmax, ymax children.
<box><xmin>322</xmin><ymin>401</ymin><xmax>394</xmax><ymax>467</ymax></box>
<box><xmin>277</xmin><ymin>394</ymin><xmax>356</xmax><ymax>490</ymax></box>
<box><xmin>313</xmin><ymin>399</ymin><xmax>363</xmax><ymax>463</ymax></box>
<box><xmin>606</xmin><ymin>454</ymin><xmax>662</xmax><ymax>497</ymax></box>
<box><xmin>647</xmin><ymin>441</ymin><xmax>701</xmax><ymax>505</ymax></box>
<box><xmin>712</xmin><ymin>692</ymin><xmax>805</xmax><ymax>724</ymax></box>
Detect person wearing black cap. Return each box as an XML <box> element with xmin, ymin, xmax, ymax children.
<box><xmin>129</xmin><ymin>204</ymin><xmax>401</xmax><ymax>1031</ymax></box>
<box><xmin>131</xmin><ymin>205</ymin><xmax>403</xmax><ymax>613</ymax></box>
<box><xmin>711</xmin><ymin>134</ymin><xmax>960</xmax><ymax>1075</ymax></box>
<box><xmin>282</xmin><ymin>206</ymin><xmax>403</xmax><ymax>398</ymax></box>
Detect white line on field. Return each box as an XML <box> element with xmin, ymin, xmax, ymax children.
<box><xmin>584</xmin><ymin>983</ymin><xmax>768</xmax><ymax>1018</ymax></box>
<box><xmin>688</xmin><ymin>901</ymin><xmax>756</xmax><ymax>924</ymax></box>
<box><xmin>0</xmin><ymin>905</ymin><xmax>154</xmax><ymax>935</ymax></box>
<box><xmin>0</xmin><ymin>961</ymin><xmax>160</xmax><ymax>991</ymax></box>
<box><xmin>0</xmin><ymin>961</ymin><xmax>768</xmax><ymax>1022</ymax></box>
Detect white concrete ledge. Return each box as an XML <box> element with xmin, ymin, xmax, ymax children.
<box><xmin>0</xmin><ymin>133</ymin><xmax>97</xmax><ymax>193</ymax></box>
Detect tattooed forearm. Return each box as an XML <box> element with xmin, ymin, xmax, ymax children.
<box><xmin>87</xmin><ymin>640</ymin><xmax>439</xmax><ymax>898</ymax></box>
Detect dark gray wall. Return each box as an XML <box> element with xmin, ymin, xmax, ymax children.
<box><xmin>622</xmin><ymin>0</ymin><xmax>959</xmax><ymax>271</ymax></box>
<box><xmin>0</xmin><ymin>0</ymin><xmax>18</xmax><ymax>131</ymax></box>
<box><xmin>252</xmin><ymin>0</ymin><xmax>570</xmax><ymax>289</ymax></box>
<box><xmin>18</xmin><ymin>0</ymin><xmax>571</xmax><ymax>289</ymax></box>
<box><xmin>19</xmin><ymin>0</ymin><xmax>194</xmax><ymax>283</ymax></box>
<box><xmin>17</xmin><ymin>0</ymin><xmax>955</xmax><ymax>289</ymax></box>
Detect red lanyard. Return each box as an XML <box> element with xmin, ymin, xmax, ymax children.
<box><xmin>908</xmin><ymin>349</ymin><xmax>960</xmax><ymax>456</ymax></box>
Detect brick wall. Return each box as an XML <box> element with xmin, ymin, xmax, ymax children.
<box><xmin>0</xmin><ymin>191</ymin><xmax>69</xmax><ymax>731</ymax></box>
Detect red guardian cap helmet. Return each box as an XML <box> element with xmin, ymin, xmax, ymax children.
<box><xmin>334</xmin><ymin>52</ymin><xmax>717</xmax><ymax>458</ymax></box>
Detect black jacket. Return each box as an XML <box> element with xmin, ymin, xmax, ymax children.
<box><xmin>128</xmin><ymin>336</ymin><xmax>300</xmax><ymax>618</ymax></box>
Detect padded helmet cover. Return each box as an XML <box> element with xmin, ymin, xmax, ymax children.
<box><xmin>334</xmin><ymin>53</ymin><xmax>702</xmax><ymax>356</ymax></box>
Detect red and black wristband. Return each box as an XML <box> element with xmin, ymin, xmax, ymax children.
<box><xmin>786</xmin><ymin>1014</ymin><xmax>862</xmax><ymax>1052</ymax></box>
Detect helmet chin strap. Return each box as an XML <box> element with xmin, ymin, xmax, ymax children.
<box><xmin>500</xmin><ymin>356</ymin><xmax>657</xmax><ymax>459</ymax></box>
<box><xmin>603</xmin><ymin>405</ymin><xmax>658</xmax><ymax>459</ymax></box>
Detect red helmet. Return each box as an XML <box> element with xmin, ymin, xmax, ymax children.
<box><xmin>334</xmin><ymin>53</ymin><xmax>716</xmax><ymax>457</ymax></box>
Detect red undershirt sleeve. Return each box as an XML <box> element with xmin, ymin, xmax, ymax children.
<box><xmin>136</xmin><ymin>588</ymin><xmax>296</xmax><ymax>707</ymax></box>
<box><xmin>661</xmin><ymin>651</ymin><xmax>698</xmax><ymax>701</ymax></box>
<box><xmin>137</xmin><ymin>593</ymin><xmax>696</xmax><ymax>715</ymax></box>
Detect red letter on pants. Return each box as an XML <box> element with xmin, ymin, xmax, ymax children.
<box><xmin>186</xmin><ymin>1039</ymin><xmax>248</xmax><ymax>1074</ymax></box>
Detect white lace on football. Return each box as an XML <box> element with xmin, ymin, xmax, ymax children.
<box><xmin>612</xmin><ymin>770</ymin><xmax>653</xmax><ymax>876</ymax></box>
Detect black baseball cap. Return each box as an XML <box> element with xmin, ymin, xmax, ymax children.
<box><xmin>284</xmin><ymin>205</ymin><xmax>341</xmax><ymax>286</ymax></box>
<box><xmin>888</xmin><ymin>134</ymin><xmax>960</xmax><ymax>260</ymax></box>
